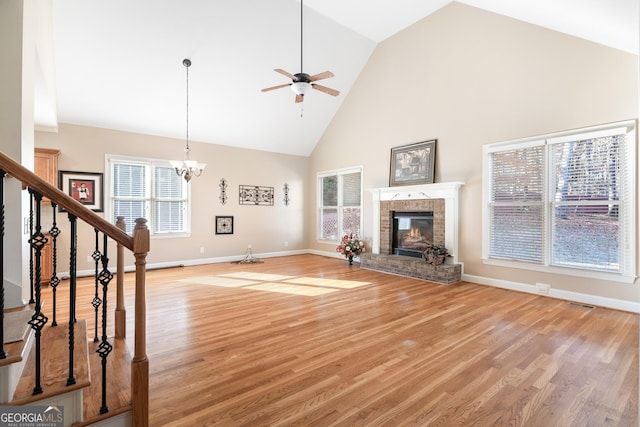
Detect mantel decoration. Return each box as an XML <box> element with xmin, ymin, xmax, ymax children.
<box><xmin>423</xmin><ymin>243</ymin><xmax>448</xmax><ymax>265</ymax></box>
<box><xmin>170</xmin><ymin>58</ymin><xmax>206</xmax><ymax>182</ymax></box>
<box><xmin>389</xmin><ymin>139</ymin><xmax>436</xmax><ymax>187</ymax></box>
<box><xmin>336</xmin><ymin>233</ymin><xmax>364</xmax><ymax>265</ymax></box>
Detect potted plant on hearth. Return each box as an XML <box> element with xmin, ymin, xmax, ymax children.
<box><xmin>336</xmin><ymin>234</ymin><xmax>364</xmax><ymax>265</ymax></box>
<box><xmin>423</xmin><ymin>243</ymin><xmax>448</xmax><ymax>265</ymax></box>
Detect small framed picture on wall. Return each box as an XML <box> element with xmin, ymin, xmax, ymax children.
<box><xmin>58</xmin><ymin>170</ymin><xmax>104</xmax><ymax>212</ymax></box>
<box><xmin>215</xmin><ymin>216</ymin><xmax>234</xmax><ymax>235</ymax></box>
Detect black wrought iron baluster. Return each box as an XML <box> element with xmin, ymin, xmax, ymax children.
<box><xmin>28</xmin><ymin>190</ymin><xmax>49</xmax><ymax>395</ymax></box>
<box><xmin>0</xmin><ymin>170</ymin><xmax>6</xmax><ymax>359</ymax></box>
<box><xmin>67</xmin><ymin>213</ymin><xmax>77</xmax><ymax>386</ymax></box>
<box><xmin>49</xmin><ymin>203</ymin><xmax>61</xmax><ymax>327</ymax></box>
<box><xmin>91</xmin><ymin>229</ymin><xmax>101</xmax><ymax>342</ymax></box>
<box><xmin>97</xmin><ymin>233</ymin><xmax>113</xmax><ymax>414</ymax></box>
<box><xmin>28</xmin><ymin>193</ymin><xmax>34</xmax><ymax>304</ymax></box>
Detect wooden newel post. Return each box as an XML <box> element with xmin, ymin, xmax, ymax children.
<box><xmin>115</xmin><ymin>216</ymin><xmax>126</xmax><ymax>339</ymax></box>
<box><xmin>131</xmin><ymin>218</ymin><xmax>150</xmax><ymax>427</ymax></box>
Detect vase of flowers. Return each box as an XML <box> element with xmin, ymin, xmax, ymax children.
<box><xmin>337</xmin><ymin>233</ymin><xmax>364</xmax><ymax>265</ymax></box>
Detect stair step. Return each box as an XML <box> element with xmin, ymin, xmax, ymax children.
<box><xmin>80</xmin><ymin>337</ymin><xmax>132</xmax><ymax>424</ymax></box>
<box><xmin>11</xmin><ymin>319</ymin><xmax>90</xmax><ymax>406</ymax></box>
<box><xmin>0</xmin><ymin>306</ymin><xmax>34</xmax><ymax>368</ymax></box>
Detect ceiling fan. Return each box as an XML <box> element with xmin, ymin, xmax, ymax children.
<box><xmin>261</xmin><ymin>0</ymin><xmax>340</xmax><ymax>103</ymax></box>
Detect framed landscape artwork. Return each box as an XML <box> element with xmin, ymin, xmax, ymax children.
<box><xmin>58</xmin><ymin>170</ymin><xmax>104</xmax><ymax>212</ymax></box>
<box><xmin>389</xmin><ymin>140</ymin><xmax>436</xmax><ymax>187</ymax></box>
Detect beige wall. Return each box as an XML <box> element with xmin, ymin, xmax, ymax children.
<box><xmin>308</xmin><ymin>3</ymin><xmax>639</xmax><ymax>302</ymax></box>
<box><xmin>36</xmin><ymin>123</ymin><xmax>308</xmax><ymax>272</ymax></box>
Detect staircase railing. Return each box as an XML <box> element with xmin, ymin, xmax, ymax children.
<box><xmin>0</xmin><ymin>151</ymin><xmax>149</xmax><ymax>426</ymax></box>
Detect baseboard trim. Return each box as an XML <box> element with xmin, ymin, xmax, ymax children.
<box><xmin>462</xmin><ymin>273</ymin><xmax>640</xmax><ymax>313</ymax></box>
<box><xmin>59</xmin><ymin>249</ymin><xmax>310</xmax><ymax>278</ymax></box>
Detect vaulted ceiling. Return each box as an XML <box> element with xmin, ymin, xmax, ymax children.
<box><xmin>36</xmin><ymin>0</ymin><xmax>638</xmax><ymax>156</ymax></box>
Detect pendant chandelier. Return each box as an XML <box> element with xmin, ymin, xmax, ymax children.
<box><xmin>170</xmin><ymin>58</ymin><xmax>206</xmax><ymax>182</ymax></box>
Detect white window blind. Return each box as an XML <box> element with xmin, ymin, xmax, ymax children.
<box><xmin>153</xmin><ymin>166</ymin><xmax>186</xmax><ymax>234</ymax></box>
<box><xmin>318</xmin><ymin>167</ymin><xmax>362</xmax><ymax>241</ymax></box>
<box><xmin>484</xmin><ymin>121</ymin><xmax>635</xmax><ymax>278</ymax></box>
<box><xmin>112</xmin><ymin>163</ymin><xmax>148</xmax><ymax>234</ymax></box>
<box><xmin>108</xmin><ymin>156</ymin><xmax>190</xmax><ymax>235</ymax></box>
<box><xmin>549</xmin><ymin>130</ymin><xmax>627</xmax><ymax>272</ymax></box>
<box><xmin>488</xmin><ymin>144</ymin><xmax>545</xmax><ymax>263</ymax></box>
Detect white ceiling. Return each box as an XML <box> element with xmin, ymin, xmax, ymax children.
<box><xmin>39</xmin><ymin>0</ymin><xmax>638</xmax><ymax>157</ymax></box>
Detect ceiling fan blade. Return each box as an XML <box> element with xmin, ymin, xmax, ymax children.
<box><xmin>261</xmin><ymin>83</ymin><xmax>291</xmax><ymax>92</ymax></box>
<box><xmin>312</xmin><ymin>84</ymin><xmax>340</xmax><ymax>97</ymax></box>
<box><xmin>275</xmin><ymin>69</ymin><xmax>295</xmax><ymax>80</ymax></box>
<box><xmin>309</xmin><ymin>71</ymin><xmax>334</xmax><ymax>82</ymax></box>
<box><xmin>295</xmin><ymin>94</ymin><xmax>304</xmax><ymax>103</ymax></box>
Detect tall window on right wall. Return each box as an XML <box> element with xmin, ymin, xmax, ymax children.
<box><xmin>483</xmin><ymin>121</ymin><xmax>636</xmax><ymax>282</ymax></box>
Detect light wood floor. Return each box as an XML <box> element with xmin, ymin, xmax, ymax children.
<box><xmin>43</xmin><ymin>254</ymin><xmax>638</xmax><ymax>426</ymax></box>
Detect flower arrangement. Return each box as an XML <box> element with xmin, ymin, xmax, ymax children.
<box><xmin>337</xmin><ymin>233</ymin><xmax>364</xmax><ymax>263</ymax></box>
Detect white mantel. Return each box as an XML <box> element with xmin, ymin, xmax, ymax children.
<box><xmin>368</xmin><ymin>182</ymin><xmax>464</xmax><ymax>264</ymax></box>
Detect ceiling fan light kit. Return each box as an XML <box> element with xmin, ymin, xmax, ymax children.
<box><xmin>261</xmin><ymin>0</ymin><xmax>340</xmax><ymax>104</ymax></box>
<box><xmin>291</xmin><ymin>81</ymin><xmax>311</xmax><ymax>96</ymax></box>
<box><xmin>172</xmin><ymin>58</ymin><xmax>206</xmax><ymax>182</ymax></box>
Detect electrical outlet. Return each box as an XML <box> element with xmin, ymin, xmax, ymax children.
<box><xmin>199</xmin><ymin>247</ymin><xmax>205</xmax><ymax>254</ymax></box>
<box><xmin>535</xmin><ymin>283</ymin><xmax>550</xmax><ymax>295</ymax></box>
<box><xmin>284</xmin><ymin>241</ymin><xmax>288</xmax><ymax>247</ymax></box>
<box><xmin>87</xmin><ymin>255</ymin><xmax>93</xmax><ymax>263</ymax></box>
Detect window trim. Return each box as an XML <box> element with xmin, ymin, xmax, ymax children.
<box><xmin>482</xmin><ymin>120</ymin><xmax>636</xmax><ymax>283</ymax></box>
<box><xmin>105</xmin><ymin>154</ymin><xmax>192</xmax><ymax>238</ymax></box>
<box><xmin>317</xmin><ymin>165</ymin><xmax>363</xmax><ymax>243</ymax></box>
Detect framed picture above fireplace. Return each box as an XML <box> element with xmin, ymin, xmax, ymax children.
<box><xmin>389</xmin><ymin>139</ymin><xmax>436</xmax><ymax>187</ymax></box>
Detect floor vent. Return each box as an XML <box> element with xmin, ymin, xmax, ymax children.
<box><xmin>568</xmin><ymin>302</ymin><xmax>596</xmax><ymax>309</ymax></box>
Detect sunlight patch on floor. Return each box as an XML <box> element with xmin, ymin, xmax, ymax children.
<box><xmin>177</xmin><ymin>276</ymin><xmax>259</xmax><ymax>287</ymax></box>
<box><xmin>179</xmin><ymin>272</ymin><xmax>371</xmax><ymax>296</ymax></box>
<box><xmin>219</xmin><ymin>272</ymin><xmax>295</xmax><ymax>281</ymax></box>
<box><xmin>283</xmin><ymin>277</ymin><xmax>371</xmax><ymax>289</ymax></box>
<box><xmin>245</xmin><ymin>282</ymin><xmax>338</xmax><ymax>296</ymax></box>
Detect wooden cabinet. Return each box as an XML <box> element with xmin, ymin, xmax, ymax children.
<box><xmin>40</xmin><ymin>234</ymin><xmax>53</xmax><ymax>285</ymax></box>
<box><xmin>34</xmin><ymin>147</ymin><xmax>60</xmax><ymax>203</ymax></box>
<box><xmin>34</xmin><ymin>148</ymin><xmax>60</xmax><ymax>285</ymax></box>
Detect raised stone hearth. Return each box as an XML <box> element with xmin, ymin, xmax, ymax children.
<box><xmin>360</xmin><ymin>253</ymin><xmax>461</xmax><ymax>284</ymax></box>
<box><xmin>363</xmin><ymin>182</ymin><xmax>464</xmax><ymax>284</ymax></box>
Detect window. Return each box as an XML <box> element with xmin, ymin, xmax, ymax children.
<box><xmin>318</xmin><ymin>167</ymin><xmax>362</xmax><ymax>241</ymax></box>
<box><xmin>107</xmin><ymin>155</ymin><xmax>190</xmax><ymax>235</ymax></box>
<box><xmin>483</xmin><ymin>121</ymin><xmax>635</xmax><ymax>280</ymax></box>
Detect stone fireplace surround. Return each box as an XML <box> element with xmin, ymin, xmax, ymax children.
<box><xmin>360</xmin><ymin>182</ymin><xmax>464</xmax><ymax>284</ymax></box>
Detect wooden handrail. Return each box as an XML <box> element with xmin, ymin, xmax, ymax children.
<box><xmin>0</xmin><ymin>151</ymin><xmax>133</xmax><ymax>250</ymax></box>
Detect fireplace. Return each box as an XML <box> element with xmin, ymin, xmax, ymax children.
<box><xmin>362</xmin><ymin>182</ymin><xmax>464</xmax><ymax>284</ymax></box>
<box><xmin>392</xmin><ymin>211</ymin><xmax>433</xmax><ymax>258</ymax></box>
<box><xmin>368</xmin><ymin>182</ymin><xmax>464</xmax><ymax>264</ymax></box>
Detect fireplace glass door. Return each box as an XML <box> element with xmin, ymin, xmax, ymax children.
<box><xmin>392</xmin><ymin>211</ymin><xmax>434</xmax><ymax>258</ymax></box>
